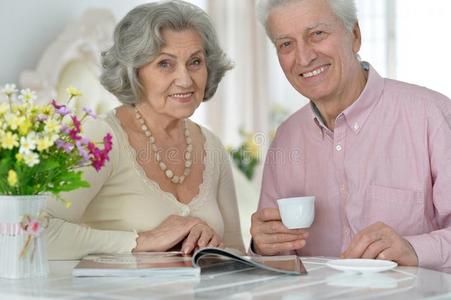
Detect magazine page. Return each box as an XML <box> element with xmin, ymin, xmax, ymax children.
<box><xmin>192</xmin><ymin>247</ymin><xmax>307</xmax><ymax>275</ymax></box>
<box><xmin>73</xmin><ymin>252</ymin><xmax>199</xmax><ymax>277</ymax></box>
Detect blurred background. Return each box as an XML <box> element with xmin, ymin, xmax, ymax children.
<box><xmin>2</xmin><ymin>0</ymin><xmax>450</xmax><ymax>245</ymax></box>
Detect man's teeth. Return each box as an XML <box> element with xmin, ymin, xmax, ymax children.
<box><xmin>170</xmin><ymin>93</ymin><xmax>192</xmax><ymax>98</ymax></box>
<box><xmin>302</xmin><ymin>66</ymin><xmax>326</xmax><ymax>78</ymax></box>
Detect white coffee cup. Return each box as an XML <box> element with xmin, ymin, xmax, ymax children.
<box><xmin>277</xmin><ymin>196</ymin><xmax>315</xmax><ymax>229</ymax></box>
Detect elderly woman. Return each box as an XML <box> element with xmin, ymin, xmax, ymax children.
<box><xmin>46</xmin><ymin>0</ymin><xmax>245</xmax><ymax>259</ymax></box>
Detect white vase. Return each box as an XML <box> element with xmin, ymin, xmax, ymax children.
<box><xmin>0</xmin><ymin>194</ymin><xmax>49</xmax><ymax>279</ymax></box>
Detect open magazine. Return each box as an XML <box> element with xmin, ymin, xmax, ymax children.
<box><xmin>72</xmin><ymin>247</ymin><xmax>307</xmax><ymax>277</ymax></box>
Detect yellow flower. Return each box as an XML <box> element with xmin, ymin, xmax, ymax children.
<box><xmin>244</xmin><ymin>138</ymin><xmax>259</xmax><ymax>159</ymax></box>
<box><xmin>6</xmin><ymin>113</ymin><xmax>23</xmax><ymax>130</ymax></box>
<box><xmin>7</xmin><ymin>170</ymin><xmax>18</xmax><ymax>187</ymax></box>
<box><xmin>44</xmin><ymin>118</ymin><xmax>61</xmax><ymax>133</ymax></box>
<box><xmin>1</xmin><ymin>131</ymin><xmax>19</xmax><ymax>149</ymax></box>
<box><xmin>66</xmin><ymin>86</ymin><xmax>82</xmax><ymax>98</ymax></box>
<box><xmin>65</xmin><ymin>201</ymin><xmax>72</xmax><ymax>208</ymax></box>
<box><xmin>18</xmin><ymin>119</ymin><xmax>33</xmax><ymax>135</ymax></box>
<box><xmin>16</xmin><ymin>103</ymin><xmax>29</xmax><ymax>114</ymax></box>
<box><xmin>39</xmin><ymin>105</ymin><xmax>54</xmax><ymax>115</ymax></box>
<box><xmin>36</xmin><ymin>136</ymin><xmax>53</xmax><ymax>151</ymax></box>
<box><xmin>0</xmin><ymin>103</ymin><xmax>9</xmax><ymax>116</ymax></box>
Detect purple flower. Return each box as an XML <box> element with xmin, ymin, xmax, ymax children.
<box><xmin>68</xmin><ymin>116</ymin><xmax>82</xmax><ymax>141</ymax></box>
<box><xmin>56</xmin><ymin>139</ymin><xmax>65</xmax><ymax>148</ymax></box>
<box><xmin>51</xmin><ymin>99</ymin><xmax>64</xmax><ymax>109</ymax></box>
<box><xmin>60</xmin><ymin>124</ymin><xmax>70</xmax><ymax>134</ymax></box>
<box><xmin>83</xmin><ymin>107</ymin><xmax>96</xmax><ymax>119</ymax></box>
<box><xmin>56</xmin><ymin>139</ymin><xmax>74</xmax><ymax>153</ymax></box>
<box><xmin>87</xmin><ymin>141</ymin><xmax>111</xmax><ymax>172</ymax></box>
<box><xmin>76</xmin><ymin>141</ymin><xmax>90</xmax><ymax>165</ymax></box>
<box><xmin>79</xmin><ymin>137</ymin><xmax>90</xmax><ymax>145</ymax></box>
<box><xmin>103</xmin><ymin>133</ymin><xmax>113</xmax><ymax>152</ymax></box>
<box><xmin>56</xmin><ymin>106</ymin><xmax>71</xmax><ymax>116</ymax></box>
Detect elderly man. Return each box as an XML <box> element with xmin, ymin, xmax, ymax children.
<box><xmin>251</xmin><ymin>0</ymin><xmax>451</xmax><ymax>272</ymax></box>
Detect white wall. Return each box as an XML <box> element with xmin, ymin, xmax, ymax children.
<box><xmin>396</xmin><ymin>0</ymin><xmax>451</xmax><ymax>98</ymax></box>
<box><xmin>0</xmin><ymin>0</ymin><xmax>204</xmax><ymax>85</ymax></box>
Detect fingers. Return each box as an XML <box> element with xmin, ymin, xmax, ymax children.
<box><xmin>181</xmin><ymin>225</ymin><xmax>202</xmax><ymax>255</ymax></box>
<box><xmin>251</xmin><ymin>218</ymin><xmax>308</xmax><ymax>239</ymax></box>
<box><xmin>197</xmin><ymin>226</ymin><xmax>213</xmax><ymax>248</ymax></box>
<box><xmin>341</xmin><ymin>223</ymin><xmax>385</xmax><ymax>258</ymax></box>
<box><xmin>251</xmin><ymin>208</ymin><xmax>309</xmax><ymax>255</ymax></box>
<box><xmin>261</xmin><ymin>220</ymin><xmax>308</xmax><ymax>235</ymax></box>
<box><xmin>341</xmin><ymin>222</ymin><xmax>419</xmax><ymax>266</ymax></box>
<box><xmin>206</xmin><ymin>233</ymin><xmax>221</xmax><ymax>248</ymax></box>
<box><xmin>376</xmin><ymin>247</ymin><xmax>395</xmax><ymax>261</ymax></box>
<box><xmin>253</xmin><ymin>230</ymin><xmax>308</xmax><ymax>255</ymax></box>
<box><xmin>257</xmin><ymin>239</ymin><xmax>306</xmax><ymax>256</ymax></box>
<box><xmin>376</xmin><ymin>239</ymin><xmax>418</xmax><ymax>266</ymax></box>
<box><xmin>252</xmin><ymin>208</ymin><xmax>282</xmax><ymax>223</ymax></box>
<box><xmin>360</xmin><ymin>239</ymin><xmax>390</xmax><ymax>259</ymax></box>
<box><xmin>261</xmin><ymin>231</ymin><xmax>308</xmax><ymax>244</ymax></box>
<box><xmin>181</xmin><ymin>224</ymin><xmax>223</xmax><ymax>254</ymax></box>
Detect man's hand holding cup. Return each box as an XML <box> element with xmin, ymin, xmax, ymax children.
<box><xmin>250</xmin><ymin>196</ymin><xmax>315</xmax><ymax>255</ymax></box>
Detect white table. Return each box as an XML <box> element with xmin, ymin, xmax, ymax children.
<box><xmin>1</xmin><ymin>257</ymin><xmax>451</xmax><ymax>299</ymax></box>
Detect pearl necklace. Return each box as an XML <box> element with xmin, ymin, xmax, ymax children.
<box><xmin>134</xmin><ymin>106</ymin><xmax>193</xmax><ymax>184</ymax></box>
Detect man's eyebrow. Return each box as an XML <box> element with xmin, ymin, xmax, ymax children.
<box><xmin>274</xmin><ymin>35</ymin><xmax>291</xmax><ymax>42</ymax></box>
<box><xmin>273</xmin><ymin>22</ymin><xmax>334</xmax><ymax>41</ymax></box>
<box><xmin>307</xmin><ymin>22</ymin><xmax>333</xmax><ymax>31</ymax></box>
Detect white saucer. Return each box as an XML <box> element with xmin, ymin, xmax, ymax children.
<box><xmin>326</xmin><ymin>259</ymin><xmax>397</xmax><ymax>273</ymax></box>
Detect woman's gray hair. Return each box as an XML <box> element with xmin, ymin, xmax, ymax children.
<box><xmin>257</xmin><ymin>0</ymin><xmax>358</xmax><ymax>38</ymax></box>
<box><xmin>101</xmin><ymin>0</ymin><xmax>232</xmax><ymax>104</ymax></box>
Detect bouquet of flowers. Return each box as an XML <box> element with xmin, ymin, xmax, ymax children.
<box><xmin>227</xmin><ymin>129</ymin><xmax>260</xmax><ymax>180</ymax></box>
<box><xmin>0</xmin><ymin>84</ymin><xmax>112</xmax><ymax>205</ymax></box>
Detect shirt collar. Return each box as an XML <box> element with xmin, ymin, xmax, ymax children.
<box><xmin>310</xmin><ymin>62</ymin><xmax>385</xmax><ymax>135</ymax></box>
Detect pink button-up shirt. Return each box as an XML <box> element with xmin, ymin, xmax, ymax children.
<box><xmin>258</xmin><ymin>64</ymin><xmax>451</xmax><ymax>272</ymax></box>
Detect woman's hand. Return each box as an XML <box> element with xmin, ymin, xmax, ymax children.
<box><xmin>133</xmin><ymin>215</ymin><xmax>205</xmax><ymax>252</ymax></box>
<box><xmin>181</xmin><ymin>223</ymin><xmax>224</xmax><ymax>255</ymax></box>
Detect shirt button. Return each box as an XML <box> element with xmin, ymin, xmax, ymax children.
<box><xmin>336</xmin><ymin>144</ymin><xmax>342</xmax><ymax>151</ymax></box>
<box><xmin>353</xmin><ymin>123</ymin><xmax>360</xmax><ymax>131</ymax></box>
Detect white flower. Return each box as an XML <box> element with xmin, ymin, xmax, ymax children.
<box><xmin>18</xmin><ymin>88</ymin><xmax>37</xmax><ymax>103</ymax></box>
<box><xmin>19</xmin><ymin>135</ymin><xmax>37</xmax><ymax>154</ymax></box>
<box><xmin>1</xmin><ymin>84</ymin><xmax>18</xmax><ymax>97</ymax></box>
<box><xmin>23</xmin><ymin>151</ymin><xmax>40</xmax><ymax>167</ymax></box>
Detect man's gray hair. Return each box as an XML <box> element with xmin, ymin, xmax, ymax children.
<box><xmin>101</xmin><ymin>0</ymin><xmax>232</xmax><ymax>105</ymax></box>
<box><xmin>257</xmin><ymin>0</ymin><xmax>358</xmax><ymax>37</ymax></box>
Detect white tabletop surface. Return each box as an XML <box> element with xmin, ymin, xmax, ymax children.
<box><xmin>1</xmin><ymin>257</ymin><xmax>451</xmax><ymax>300</ymax></box>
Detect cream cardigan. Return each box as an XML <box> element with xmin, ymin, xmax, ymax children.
<box><xmin>46</xmin><ymin>110</ymin><xmax>244</xmax><ymax>259</ymax></box>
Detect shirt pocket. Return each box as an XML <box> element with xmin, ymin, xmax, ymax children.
<box><xmin>363</xmin><ymin>185</ymin><xmax>425</xmax><ymax>235</ymax></box>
